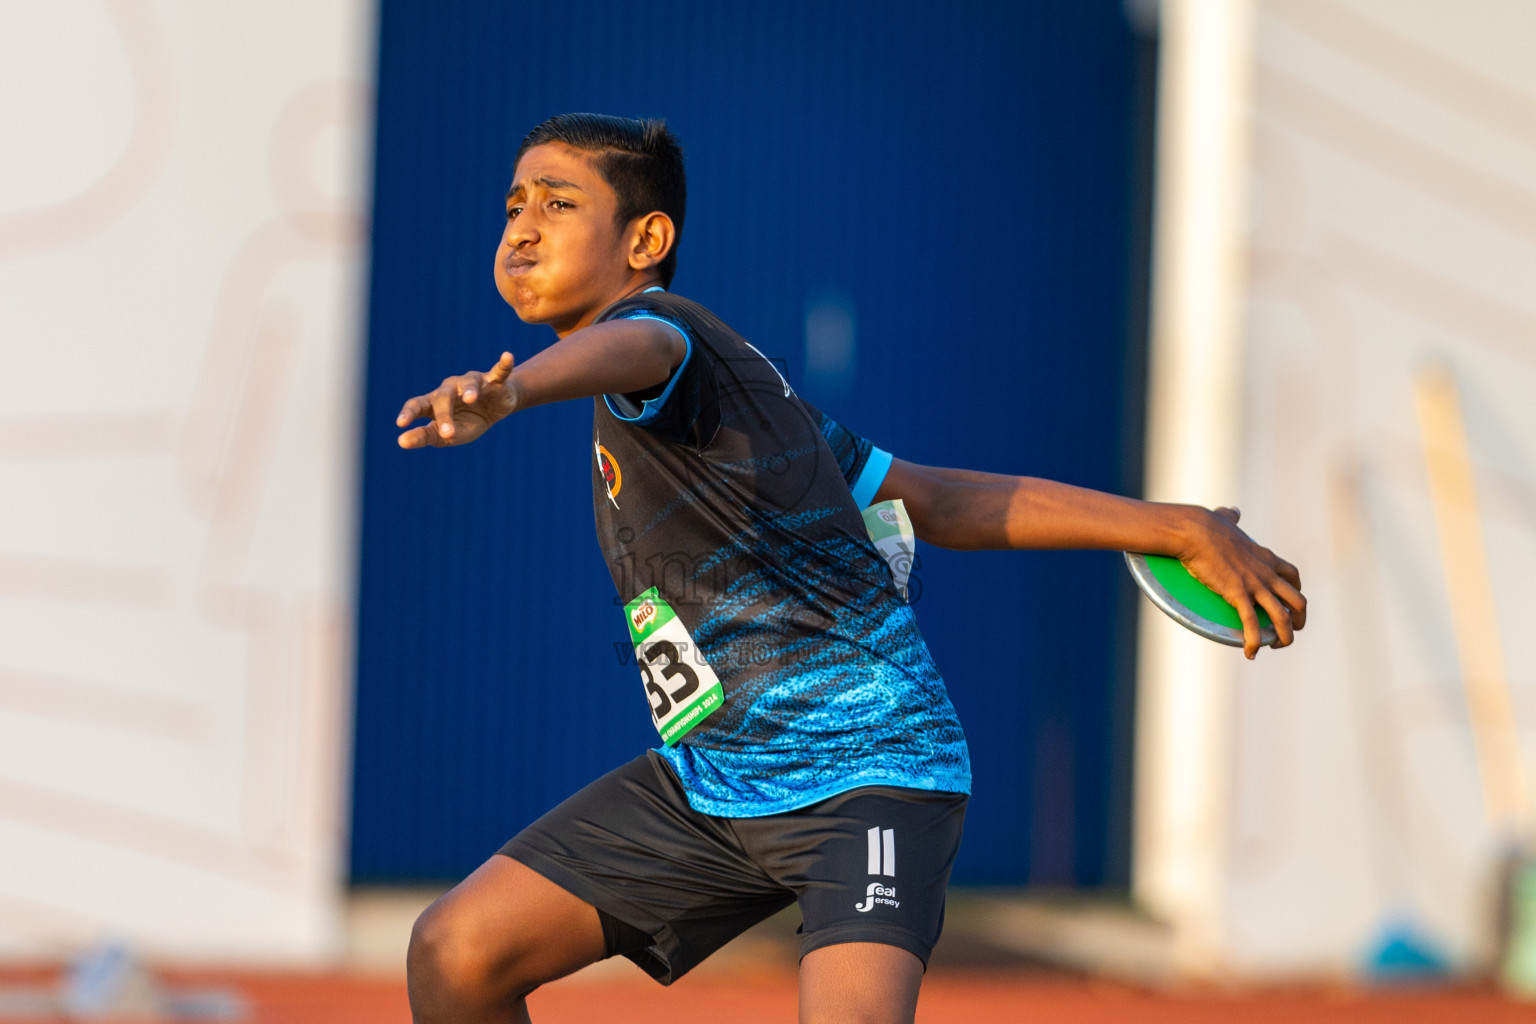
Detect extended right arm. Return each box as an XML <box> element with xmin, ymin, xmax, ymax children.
<box><xmin>395</xmin><ymin>317</ymin><xmax>685</xmax><ymax>449</ymax></box>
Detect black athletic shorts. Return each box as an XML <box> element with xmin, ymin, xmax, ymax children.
<box><xmin>500</xmin><ymin>750</ymin><xmax>967</xmax><ymax>985</ymax></box>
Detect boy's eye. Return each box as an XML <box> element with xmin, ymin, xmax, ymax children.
<box><xmin>505</xmin><ymin>205</ymin><xmax>522</xmax><ymax>220</ymax></box>
<box><xmin>549</xmin><ymin>200</ymin><xmax>574</xmax><ymax>211</ymax></box>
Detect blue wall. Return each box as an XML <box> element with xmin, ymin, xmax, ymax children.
<box><xmin>352</xmin><ymin>0</ymin><xmax>1151</xmax><ymax>887</ymax></box>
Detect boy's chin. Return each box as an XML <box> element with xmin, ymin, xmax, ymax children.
<box><xmin>501</xmin><ymin>291</ymin><xmax>548</xmax><ymax>325</ymax></box>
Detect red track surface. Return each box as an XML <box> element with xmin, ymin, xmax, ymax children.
<box><xmin>8</xmin><ymin>968</ymin><xmax>1536</xmax><ymax>1023</ymax></box>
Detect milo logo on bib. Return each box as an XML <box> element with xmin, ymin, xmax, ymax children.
<box><xmin>630</xmin><ymin>598</ymin><xmax>660</xmax><ymax>634</ymax></box>
<box><xmin>622</xmin><ymin>587</ymin><xmax>724</xmax><ymax>745</ymax></box>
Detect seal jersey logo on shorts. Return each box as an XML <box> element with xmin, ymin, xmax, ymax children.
<box><xmin>855</xmin><ymin>826</ymin><xmax>900</xmax><ymax>912</ymax></box>
<box><xmin>595</xmin><ymin>439</ymin><xmax>622</xmax><ymax>509</ymax></box>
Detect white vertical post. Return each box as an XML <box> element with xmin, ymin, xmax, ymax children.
<box><xmin>1134</xmin><ymin>0</ymin><xmax>1256</xmax><ymax>976</ymax></box>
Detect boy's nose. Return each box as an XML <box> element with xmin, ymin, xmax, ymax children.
<box><xmin>504</xmin><ymin>226</ymin><xmax>533</xmax><ymax>248</ymax></box>
<box><xmin>504</xmin><ymin>214</ymin><xmax>539</xmax><ymax>247</ymax></box>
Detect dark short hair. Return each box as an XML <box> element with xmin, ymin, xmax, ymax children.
<box><xmin>516</xmin><ymin>113</ymin><xmax>687</xmax><ymax>287</ymax></box>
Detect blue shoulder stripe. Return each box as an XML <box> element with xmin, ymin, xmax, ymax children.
<box><xmin>602</xmin><ymin>312</ymin><xmax>693</xmax><ymax>425</ymax></box>
<box><xmin>851</xmin><ymin>446</ymin><xmax>893</xmax><ymax>508</ymax></box>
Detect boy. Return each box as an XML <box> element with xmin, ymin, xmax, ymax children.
<box><xmin>396</xmin><ymin>114</ymin><xmax>1305</xmax><ymax>1024</ymax></box>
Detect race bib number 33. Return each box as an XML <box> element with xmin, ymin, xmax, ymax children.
<box><xmin>624</xmin><ymin>587</ymin><xmax>724</xmax><ymax>746</ymax></box>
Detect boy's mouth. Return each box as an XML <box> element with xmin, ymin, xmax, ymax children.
<box><xmin>503</xmin><ymin>253</ymin><xmax>537</xmax><ymax>274</ymax></box>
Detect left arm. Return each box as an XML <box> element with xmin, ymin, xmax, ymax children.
<box><xmin>873</xmin><ymin>458</ymin><xmax>1306</xmax><ymax>658</ymax></box>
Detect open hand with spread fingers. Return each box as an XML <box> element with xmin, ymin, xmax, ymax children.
<box><xmin>396</xmin><ymin>352</ymin><xmax>519</xmax><ymax>449</ymax></box>
<box><xmin>1175</xmin><ymin>506</ymin><xmax>1307</xmax><ymax>660</ymax></box>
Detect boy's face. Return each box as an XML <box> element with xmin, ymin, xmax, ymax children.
<box><xmin>495</xmin><ymin>142</ymin><xmax>636</xmax><ymax>335</ymax></box>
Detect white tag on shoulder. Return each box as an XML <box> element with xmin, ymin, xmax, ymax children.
<box><xmin>861</xmin><ymin>499</ymin><xmax>917</xmax><ymax>601</ymax></box>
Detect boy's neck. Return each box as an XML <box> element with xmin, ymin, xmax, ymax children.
<box><xmin>553</xmin><ymin>272</ymin><xmax>667</xmax><ymax>338</ymax></box>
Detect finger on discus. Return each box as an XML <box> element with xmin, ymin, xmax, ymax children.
<box><xmin>1272</xmin><ymin>578</ymin><xmax>1307</xmax><ymax>629</ymax></box>
<box><xmin>1274</xmin><ymin>558</ymin><xmax>1302</xmax><ymax>591</ymax></box>
<box><xmin>1236</xmin><ymin>599</ymin><xmax>1261</xmax><ymax>660</ymax></box>
<box><xmin>1256</xmin><ymin>589</ymin><xmax>1294</xmax><ymax>647</ymax></box>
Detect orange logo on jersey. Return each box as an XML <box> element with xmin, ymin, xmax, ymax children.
<box><xmin>595</xmin><ymin>442</ymin><xmax>622</xmax><ymax>508</ymax></box>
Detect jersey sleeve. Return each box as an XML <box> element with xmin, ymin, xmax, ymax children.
<box><xmin>802</xmin><ymin>401</ymin><xmax>893</xmax><ymax>508</ymax></box>
<box><xmin>602</xmin><ymin>311</ymin><xmax>708</xmax><ymax>445</ymax></box>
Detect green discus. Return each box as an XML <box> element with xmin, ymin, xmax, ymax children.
<box><xmin>1124</xmin><ymin>551</ymin><xmax>1276</xmax><ymax>648</ymax></box>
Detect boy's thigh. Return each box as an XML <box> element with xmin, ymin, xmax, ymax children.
<box><xmin>738</xmin><ymin>786</ymin><xmax>968</xmax><ymax>969</ymax></box>
<box><xmin>799</xmin><ymin>942</ymin><xmax>924</xmax><ymax>1024</ymax></box>
<box><xmin>501</xmin><ymin>751</ymin><xmax>795</xmax><ymax>984</ymax></box>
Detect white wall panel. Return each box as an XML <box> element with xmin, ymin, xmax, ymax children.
<box><xmin>0</xmin><ymin>0</ymin><xmax>371</xmax><ymax>963</ymax></box>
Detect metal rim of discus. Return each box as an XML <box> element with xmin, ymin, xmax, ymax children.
<box><xmin>1124</xmin><ymin>550</ymin><xmax>1278</xmax><ymax>649</ymax></box>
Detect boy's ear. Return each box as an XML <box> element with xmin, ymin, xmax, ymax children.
<box><xmin>626</xmin><ymin>212</ymin><xmax>676</xmax><ymax>273</ymax></box>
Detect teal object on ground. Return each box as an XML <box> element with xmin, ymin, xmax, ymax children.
<box><xmin>1124</xmin><ymin>552</ymin><xmax>1277</xmax><ymax>648</ymax></box>
<box><xmin>1362</xmin><ymin>916</ymin><xmax>1452</xmax><ymax>984</ymax></box>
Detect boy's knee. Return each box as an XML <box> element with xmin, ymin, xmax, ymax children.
<box><xmin>408</xmin><ymin>901</ymin><xmax>536</xmax><ymax>1004</ymax></box>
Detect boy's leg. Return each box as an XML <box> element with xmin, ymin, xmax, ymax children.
<box><xmin>408</xmin><ymin>854</ymin><xmax>605</xmax><ymax>1024</ymax></box>
<box><xmin>735</xmin><ymin>786</ymin><xmax>965</xmax><ymax>1024</ymax></box>
<box><xmin>412</xmin><ymin>751</ymin><xmax>796</xmax><ymax>1017</ymax></box>
<box><xmin>798</xmin><ymin>942</ymin><xmax>924</xmax><ymax>1024</ymax></box>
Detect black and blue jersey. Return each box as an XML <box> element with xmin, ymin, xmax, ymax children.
<box><xmin>591</xmin><ymin>289</ymin><xmax>970</xmax><ymax>816</ymax></box>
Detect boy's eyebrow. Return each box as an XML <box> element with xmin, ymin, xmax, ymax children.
<box><xmin>505</xmin><ymin>176</ymin><xmax>587</xmax><ymax>201</ymax></box>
